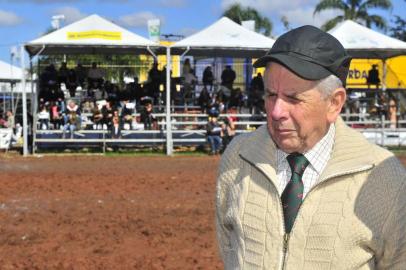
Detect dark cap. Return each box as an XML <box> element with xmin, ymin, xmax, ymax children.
<box><xmin>253</xmin><ymin>25</ymin><xmax>351</xmax><ymax>86</ymax></box>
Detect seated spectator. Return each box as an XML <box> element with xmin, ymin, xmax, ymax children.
<box><xmin>5</xmin><ymin>110</ymin><xmax>15</xmax><ymax>131</ymax></box>
<box><xmin>110</xmin><ymin>116</ymin><xmax>121</xmax><ymax>139</ymax></box>
<box><xmin>140</xmin><ymin>102</ymin><xmax>157</xmax><ymax>130</ymax></box>
<box><xmin>229</xmin><ymin>88</ymin><xmax>244</xmax><ymax>109</ymax></box>
<box><xmin>121</xmin><ymin>100</ymin><xmax>135</xmax><ymax>130</ymax></box>
<box><xmin>50</xmin><ymin>100</ymin><xmax>64</xmax><ymax>129</ymax></box>
<box><xmin>131</xmin><ymin>116</ymin><xmax>144</xmax><ymax>130</ymax></box>
<box><xmin>81</xmin><ymin>99</ymin><xmax>95</xmax><ymax>114</ymax></box>
<box><xmin>198</xmin><ymin>86</ymin><xmax>212</xmax><ymax>113</ymax></box>
<box><xmin>0</xmin><ymin>114</ymin><xmax>6</xmax><ymax>128</ymax></box>
<box><xmin>62</xmin><ymin>100</ymin><xmax>81</xmax><ymax>138</ymax></box>
<box><xmin>206</xmin><ymin>110</ymin><xmax>222</xmax><ymax>155</ymax></box>
<box><xmin>91</xmin><ymin>105</ymin><xmax>104</xmax><ymax>130</ymax></box>
<box><xmin>101</xmin><ymin>101</ymin><xmax>115</xmax><ymax>129</ymax></box>
<box><xmin>38</xmin><ymin>106</ymin><xmax>50</xmax><ymax>130</ymax></box>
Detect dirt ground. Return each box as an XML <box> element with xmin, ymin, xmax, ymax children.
<box><xmin>0</xmin><ymin>155</ymin><xmax>223</xmax><ymax>270</ymax></box>
<box><xmin>0</xmin><ymin>154</ymin><xmax>405</xmax><ymax>270</ymax></box>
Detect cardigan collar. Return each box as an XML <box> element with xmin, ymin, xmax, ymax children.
<box><xmin>239</xmin><ymin>117</ymin><xmax>375</xmax><ymax>187</ymax></box>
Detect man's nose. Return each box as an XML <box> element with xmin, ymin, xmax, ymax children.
<box><xmin>270</xmin><ymin>98</ymin><xmax>288</xmax><ymax>120</ymax></box>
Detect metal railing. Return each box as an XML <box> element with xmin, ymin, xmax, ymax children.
<box><xmin>33</xmin><ymin>112</ymin><xmax>406</xmax><ymax>153</ymax></box>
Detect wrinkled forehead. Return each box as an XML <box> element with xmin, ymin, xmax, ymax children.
<box><xmin>264</xmin><ymin>62</ymin><xmax>318</xmax><ymax>92</ymax></box>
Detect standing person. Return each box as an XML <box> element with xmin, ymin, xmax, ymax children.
<box><xmin>75</xmin><ymin>62</ymin><xmax>87</xmax><ymax>89</ymax></box>
<box><xmin>221</xmin><ymin>65</ymin><xmax>236</xmax><ymax>92</ymax></box>
<box><xmin>206</xmin><ymin>112</ymin><xmax>222</xmax><ymax>155</ymax></box>
<box><xmin>140</xmin><ymin>102</ymin><xmax>157</xmax><ymax>130</ymax></box>
<box><xmin>182</xmin><ymin>58</ymin><xmax>191</xmax><ymax>77</ymax></box>
<box><xmin>216</xmin><ymin>25</ymin><xmax>406</xmax><ymax>269</ymax></box>
<box><xmin>367</xmin><ymin>64</ymin><xmax>380</xmax><ymax>89</ymax></box>
<box><xmin>203</xmin><ymin>66</ymin><xmax>214</xmax><ymax>92</ymax></box>
<box><xmin>147</xmin><ymin>62</ymin><xmax>161</xmax><ymax>104</ymax></box>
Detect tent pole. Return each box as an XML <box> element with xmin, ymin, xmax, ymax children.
<box><xmin>146</xmin><ymin>46</ymin><xmax>157</xmax><ymax>60</ymax></box>
<box><xmin>20</xmin><ymin>45</ymin><xmax>28</xmax><ymax>156</ymax></box>
<box><xmin>382</xmin><ymin>59</ymin><xmax>387</xmax><ymax>92</ymax></box>
<box><xmin>180</xmin><ymin>47</ymin><xmax>190</xmax><ymax>59</ymax></box>
<box><xmin>165</xmin><ymin>47</ymin><xmax>173</xmax><ymax>155</ymax></box>
<box><xmin>30</xmin><ymin>58</ymin><xmax>37</xmax><ymax>154</ymax></box>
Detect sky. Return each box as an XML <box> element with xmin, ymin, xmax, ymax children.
<box><xmin>0</xmin><ymin>0</ymin><xmax>404</xmax><ymax>64</ymax></box>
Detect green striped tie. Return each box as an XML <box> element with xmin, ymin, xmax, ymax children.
<box><xmin>281</xmin><ymin>153</ymin><xmax>310</xmax><ymax>233</ymax></box>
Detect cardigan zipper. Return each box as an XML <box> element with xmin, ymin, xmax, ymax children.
<box><xmin>240</xmin><ymin>154</ymin><xmax>374</xmax><ymax>270</ymax></box>
<box><xmin>279</xmin><ymin>164</ymin><xmax>374</xmax><ymax>270</ymax></box>
<box><xmin>281</xmin><ymin>233</ymin><xmax>290</xmax><ymax>270</ymax></box>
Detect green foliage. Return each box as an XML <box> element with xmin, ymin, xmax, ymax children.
<box><xmin>36</xmin><ymin>54</ymin><xmax>153</xmax><ymax>88</ymax></box>
<box><xmin>222</xmin><ymin>3</ymin><xmax>273</xmax><ymax>36</ymax></box>
<box><xmin>314</xmin><ymin>0</ymin><xmax>393</xmax><ymax>31</ymax></box>
<box><xmin>389</xmin><ymin>15</ymin><xmax>406</xmax><ymax>41</ymax></box>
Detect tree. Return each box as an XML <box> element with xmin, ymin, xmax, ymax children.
<box><xmin>313</xmin><ymin>0</ymin><xmax>392</xmax><ymax>31</ymax></box>
<box><xmin>281</xmin><ymin>16</ymin><xmax>291</xmax><ymax>32</ymax></box>
<box><xmin>223</xmin><ymin>3</ymin><xmax>272</xmax><ymax>36</ymax></box>
<box><xmin>389</xmin><ymin>15</ymin><xmax>406</xmax><ymax>41</ymax></box>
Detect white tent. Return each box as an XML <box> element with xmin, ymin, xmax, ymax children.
<box><xmin>25</xmin><ymin>14</ymin><xmax>163</xmax><ymax>56</ymax></box>
<box><xmin>0</xmin><ymin>60</ymin><xmax>23</xmax><ymax>82</ymax></box>
<box><xmin>328</xmin><ymin>20</ymin><xmax>406</xmax><ymax>59</ymax></box>
<box><xmin>171</xmin><ymin>17</ymin><xmax>275</xmax><ymax>58</ymax></box>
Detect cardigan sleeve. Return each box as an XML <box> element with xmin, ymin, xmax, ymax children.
<box><xmin>378</xmin><ymin>172</ymin><xmax>406</xmax><ymax>269</ymax></box>
<box><xmin>215</xmin><ymin>135</ymin><xmax>244</xmax><ymax>264</ymax></box>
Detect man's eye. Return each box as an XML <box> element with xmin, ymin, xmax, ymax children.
<box><xmin>287</xmin><ymin>95</ymin><xmax>301</xmax><ymax>103</ymax></box>
<box><xmin>264</xmin><ymin>92</ymin><xmax>276</xmax><ymax>99</ymax></box>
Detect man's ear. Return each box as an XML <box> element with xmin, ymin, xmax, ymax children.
<box><xmin>327</xmin><ymin>87</ymin><xmax>346</xmax><ymax>123</ymax></box>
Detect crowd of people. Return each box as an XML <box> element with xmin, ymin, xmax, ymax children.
<box><xmin>31</xmin><ymin>58</ymin><xmax>404</xmax><ymax>152</ymax></box>
<box><xmin>35</xmin><ymin>60</ymin><xmax>266</xmax><ymax>146</ymax></box>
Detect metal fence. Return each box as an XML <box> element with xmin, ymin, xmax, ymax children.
<box><xmin>30</xmin><ymin>111</ymin><xmax>406</xmax><ymax>154</ymax></box>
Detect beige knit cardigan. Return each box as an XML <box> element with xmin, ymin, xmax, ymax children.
<box><xmin>216</xmin><ymin>118</ymin><xmax>406</xmax><ymax>270</ymax></box>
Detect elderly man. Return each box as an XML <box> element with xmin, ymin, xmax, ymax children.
<box><xmin>216</xmin><ymin>25</ymin><xmax>406</xmax><ymax>269</ymax></box>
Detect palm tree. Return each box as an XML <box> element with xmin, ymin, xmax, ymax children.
<box><xmin>223</xmin><ymin>3</ymin><xmax>272</xmax><ymax>36</ymax></box>
<box><xmin>313</xmin><ymin>0</ymin><xmax>392</xmax><ymax>31</ymax></box>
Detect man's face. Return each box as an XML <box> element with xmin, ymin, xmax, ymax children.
<box><xmin>264</xmin><ymin>62</ymin><xmax>340</xmax><ymax>153</ymax></box>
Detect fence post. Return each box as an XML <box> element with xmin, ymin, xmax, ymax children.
<box><xmin>166</xmin><ymin>47</ymin><xmax>173</xmax><ymax>155</ymax></box>
<box><xmin>381</xmin><ymin>114</ymin><xmax>385</xmax><ymax>146</ymax></box>
<box><xmin>103</xmin><ymin>130</ymin><xmax>106</xmax><ymax>154</ymax></box>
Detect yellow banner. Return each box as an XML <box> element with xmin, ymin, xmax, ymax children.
<box><xmin>347</xmin><ymin>56</ymin><xmax>406</xmax><ymax>89</ymax></box>
<box><xmin>67</xmin><ymin>30</ymin><xmax>122</xmax><ymax>40</ymax></box>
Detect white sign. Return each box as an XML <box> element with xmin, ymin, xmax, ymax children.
<box><xmin>0</xmin><ymin>128</ymin><xmax>13</xmax><ymax>149</ymax></box>
<box><xmin>148</xmin><ymin>19</ymin><xmax>161</xmax><ymax>42</ymax></box>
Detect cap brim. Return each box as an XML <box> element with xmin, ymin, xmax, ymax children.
<box><xmin>253</xmin><ymin>53</ymin><xmax>332</xmax><ymax>81</ymax></box>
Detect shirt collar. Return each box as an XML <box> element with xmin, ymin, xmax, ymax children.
<box><xmin>277</xmin><ymin>124</ymin><xmax>335</xmax><ymax>175</ymax></box>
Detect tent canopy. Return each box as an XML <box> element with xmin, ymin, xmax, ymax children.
<box><xmin>171</xmin><ymin>17</ymin><xmax>275</xmax><ymax>58</ymax></box>
<box><xmin>328</xmin><ymin>20</ymin><xmax>406</xmax><ymax>59</ymax></box>
<box><xmin>0</xmin><ymin>60</ymin><xmax>23</xmax><ymax>82</ymax></box>
<box><xmin>25</xmin><ymin>14</ymin><xmax>163</xmax><ymax>56</ymax></box>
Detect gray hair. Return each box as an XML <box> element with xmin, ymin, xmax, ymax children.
<box><xmin>315</xmin><ymin>75</ymin><xmax>343</xmax><ymax>99</ymax></box>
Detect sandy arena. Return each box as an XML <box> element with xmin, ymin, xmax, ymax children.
<box><xmin>0</xmin><ymin>154</ymin><xmax>405</xmax><ymax>269</ymax></box>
